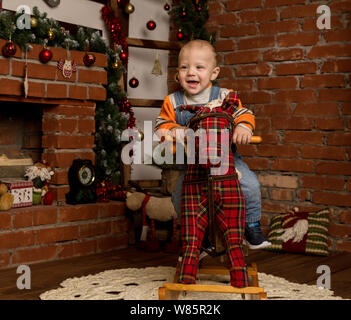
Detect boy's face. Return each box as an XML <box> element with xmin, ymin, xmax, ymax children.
<box><xmin>178</xmin><ymin>46</ymin><xmax>220</xmax><ymax>96</ymax></box>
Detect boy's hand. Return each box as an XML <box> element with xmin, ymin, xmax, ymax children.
<box><xmin>232</xmin><ymin>126</ymin><xmax>252</xmax><ymax>145</ymax></box>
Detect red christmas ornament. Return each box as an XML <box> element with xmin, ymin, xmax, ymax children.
<box><xmin>129</xmin><ymin>77</ymin><xmax>139</xmax><ymax>88</ymax></box>
<box><xmin>83</xmin><ymin>52</ymin><xmax>96</xmax><ymax>67</ymax></box>
<box><xmin>119</xmin><ymin>51</ymin><xmax>128</xmax><ymax>63</ymax></box>
<box><xmin>146</xmin><ymin>20</ymin><xmax>156</xmax><ymax>31</ymax></box>
<box><xmin>43</xmin><ymin>191</ymin><xmax>53</xmax><ymax>205</ymax></box>
<box><xmin>164</xmin><ymin>3</ymin><xmax>170</xmax><ymax>11</ymax></box>
<box><xmin>2</xmin><ymin>41</ymin><xmax>16</xmax><ymax>57</ymax></box>
<box><xmin>181</xmin><ymin>9</ymin><xmax>187</xmax><ymax>17</ymax></box>
<box><xmin>39</xmin><ymin>47</ymin><xmax>53</xmax><ymax>63</ymax></box>
<box><xmin>177</xmin><ymin>30</ymin><xmax>184</xmax><ymax>41</ymax></box>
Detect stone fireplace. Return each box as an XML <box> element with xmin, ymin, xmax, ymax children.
<box><xmin>0</xmin><ymin>39</ymin><xmax>128</xmax><ymax>269</ymax></box>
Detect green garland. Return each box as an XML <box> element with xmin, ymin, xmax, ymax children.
<box><xmin>0</xmin><ymin>6</ymin><xmax>130</xmax><ymax>185</ymax></box>
<box><xmin>169</xmin><ymin>0</ymin><xmax>215</xmax><ymax>45</ymax></box>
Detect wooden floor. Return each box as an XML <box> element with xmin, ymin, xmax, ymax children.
<box><xmin>0</xmin><ymin>245</ymin><xmax>350</xmax><ymax>300</ymax></box>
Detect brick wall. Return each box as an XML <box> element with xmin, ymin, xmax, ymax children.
<box><xmin>0</xmin><ymin>40</ymin><xmax>129</xmax><ymax>269</ymax></box>
<box><xmin>204</xmin><ymin>0</ymin><xmax>351</xmax><ymax>252</ymax></box>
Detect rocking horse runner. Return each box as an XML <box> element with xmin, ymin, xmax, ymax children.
<box><xmin>178</xmin><ymin>91</ymin><xmax>249</xmax><ymax>288</ymax></box>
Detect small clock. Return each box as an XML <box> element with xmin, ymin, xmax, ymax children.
<box><xmin>66</xmin><ymin>159</ymin><xmax>97</xmax><ymax>204</ymax></box>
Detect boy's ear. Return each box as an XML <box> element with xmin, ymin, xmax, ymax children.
<box><xmin>210</xmin><ymin>66</ymin><xmax>220</xmax><ymax>81</ymax></box>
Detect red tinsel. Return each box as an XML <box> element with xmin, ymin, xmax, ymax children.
<box><xmin>101</xmin><ymin>5</ymin><xmax>128</xmax><ymax>65</ymax></box>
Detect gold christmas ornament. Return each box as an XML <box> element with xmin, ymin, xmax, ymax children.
<box><xmin>151</xmin><ymin>51</ymin><xmax>162</xmax><ymax>76</ymax></box>
<box><xmin>48</xmin><ymin>28</ymin><xmax>55</xmax><ymax>41</ymax></box>
<box><xmin>125</xmin><ymin>2</ymin><xmax>135</xmax><ymax>14</ymax></box>
<box><xmin>30</xmin><ymin>17</ymin><xmax>38</xmax><ymax>28</ymax></box>
<box><xmin>112</xmin><ymin>58</ymin><xmax>121</xmax><ymax>69</ymax></box>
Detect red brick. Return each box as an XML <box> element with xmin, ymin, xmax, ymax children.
<box><xmin>60</xmin><ymin>204</ymin><xmax>99</xmax><ymax>222</ymax></box>
<box><xmin>315</xmin><ymin>118</ymin><xmax>345</xmax><ymax>130</ymax></box>
<box><xmin>275</xmin><ymin>89</ymin><xmax>317</xmax><ymax>102</ymax></box>
<box><xmin>283</xmin><ymin>131</ymin><xmax>324</xmax><ymax>144</ymax></box>
<box><xmin>327</xmin><ymin>132</ymin><xmax>351</xmax><ymax>146</ymax></box>
<box><xmin>272</xmin><ymin>116</ymin><xmax>313</xmax><ymax>130</ymax></box>
<box><xmin>220</xmin><ymin>24</ymin><xmax>257</xmax><ymax>37</ymax></box>
<box><xmin>329</xmin><ymin>1</ymin><xmax>351</xmax><ymax>12</ymax></box>
<box><xmin>271</xmin><ymin>159</ymin><xmax>314</xmax><ymax>172</ymax></box>
<box><xmin>42</xmin><ymin>118</ymin><xmax>78</xmax><ymax>133</ymax></box>
<box><xmin>50</xmin><ymin>185</ymin><xmax>69</xmax><ymax>202</ymax></box>
<box><xmin>218</xmin><ymin>66</ymin><xmax>233</xmax><ymax>79</ymax></box>
<box><xmin>78</xmin><ymin>69</ymin><xmax>107</xmax><ymax>85</ymax></box>
<box><xmin>218</xmin><ymin>79</ymin><xmax>254</xmax><ymax>91</ymax></box>
<box><xmin>238</xmin><ymin>36</ymin><xmax>275</xmax><ymax>50</ymax></box>
<box><xmin>321</xmin><ymin>59</ymin><xmax>351</xmax><ymax>73</ymax></box>
<box><xmin>0</xmin><ymin>230</ymin><xmax>35</xmax><ymax>250</ymax></box>
<box><xmin>328</xmin><ymin>223</ymin><xmax>351</xmax><ymax>237</ymax></box>
<box><xmin>238</xmin><ymin>91</ymin><xmax>272</xmax><ymax>104</ymax></box>
<box><xmin>33</xmin><ymin>207</ymin><xmax>58</xmax><ymax>225</ymax></box>
<box><xmin>225</xmin><ymin>50</ymin><xmax>260</xmax><ymax>64</ymax></box>
<box><xmin>13</xmin><ymin>211</ymin><xmax>33</xmax><ymax>228</ymax></box>
<box><xmin>208</xmin><ymin>2</ymin><xmax>223</xmax><ymax>14</ymax></box>
<box><xmin>26</xmin><ymin>81</ymin><xmax>45</xmax><ymax>98</ymax></box>
<box><xmin>244</xmin><ymin>158</ymin><xmax>270</xmax><ymax>171</ymax></box>
<box><xmin>336</xmin><ymin>241</ymin><xmax>351</xmax><ymax>253</ymax></box>
<box><xmin>227</xmin><ymin>0</ymin><xmax>262</xmax><ymax>10</ymax></box>
<box><xmin>0</xmin><ymin>253</ymin><xmax>10</xmax><ymax>268</ymax></box>
<box><xmin>258</xmin><ymin>77</ymin><xmax>297</xmax><ymax>89</ymax></box>
<box><xmin>297</xmin><ymin>189</ymin><xmax>311</xmax><ymax>202</ymax></box>
<box><xmin>257</xmin><ymin>145</ymin><xmax>299</xmax><ymax>157</ymax></box>
<box><xmin>51</xmin><ymin>169</ymin><xmax>68</xmax><ymax>184</ymax></box>
<box><xmin>78</xmin><ymin>119</ymin><xmax>95</xmax><ymax>133</ymax></box>
<box><xmin>302</xmin><ymin>16</ymin><xmax>344</xmax><ymax>31</ymax></box>
<box><xmin>265</xmin><ymin>0</ymin><xmax>305</xmax><ymax>7</ymax></box>
<box><xmin>235</xmin><ymin>63</ymin><xmax>272</xmax><ymax>77</ymax></box>
<box><xmin>258</xmin><ymin>174</ymin><xmax>298</xmax><ymax>188</ymax></box>
<box><xmin>278</xmin><ymin>33</ymin><xmax>319</xmax><ymax>47</ymax></box>
<box><xmin>294</xmin><ymin>102</ymin><xmax>339</xmax><ymax>115</ymax></box>
<box><xmin>271</xmin><ymin>189</ymin><xmax>294</xmax><ymax>201</ymax></box>
<box><xmin>0</xmin><ymin>212</ymin><xmax>11</xmax><ymax>230</ymax></box>
<box><xmin>26</xmin><ymin>63</ymin><xmax>57</xmax><ymax>80</ymax></box>
<box><xmin>88</xmin><ymin>86</ymin><xmax>106</xmax><ymax>101</ymax></box>
<box><xmin>0</xmin><ymin>78</ymin><xmax>23</xmax><ymax>96</ymax></box>
<box><xmin>69</xmin><ymin>85</ymin><xmax>87</xmax><ymax>100</ymax></box>
<box><xmin>316</xmin><ymin>162</ymin><xmax>351</xmax><ymax>175</ymax></box>
<box><xmin>261</xmin><ymin>201</ymin><xmax>287</xmax><ymax>213</ymax></box>
<box><xmin>319</xmin><ymin>88</ymin><xmax>351</xmax><ymax>101</ymax></box>
<box><xmin>263</xmin><ymin>48</ymin><xmax>304</xmax><ymax>61</ymax></box>
<box><xmin>325</xmin><ymin>29</ymin><xmax>351</xmax><ymax>42</ymax></box>
<box><xmin>79</xmin><ymin>222</ymin><xmax>111</xmax><ymax>238</ymax></box>
<box><xmin>255</xmin><ymin>103</ymin><xmax>291</xmax><ymax>116</ymax></box>
<box><xmin>215</xmin><ymin>40</ymin><xmax>236</xmax><ymax>52</ymax></box>
<box><xmin>260</xmin><ymin>20</ymin><xmax>299</xmax><ymax>34</ymax></box>
<box><xmin>99</xmin><ymin>201</ymin><xmax>126</xmax><ymax>218</ymax></box>
<box><xmin>276</xmin><ymin>62</ymin><xmax>317</xmax><ymax>75</ymax></box>
<box><xmin>97</xmin><ymin>234</ymin><xmax>128</xmax><ymax>251</ymax></box>
<box><xmin>208</xmin><ymin>13</ymin><xmax>238</xmax><ymax>26</ymax></box>
<box><xmin>12</xmin><ymin>246</ymin><xmax>57</xmax><ymax>264</ymax></box>
<box><xmin>301</xmin><ymin>146</ymin><xmax>346</xmax><ymax>160</ymax></box>
<box><xmin>339</xmin><ymin>211</ymin><xmax>351</xmax><ymax>224</ymax></box>
<box><xmin>301</xmin><ymin>74</ymin><xmax>345</xmax><ymax>88</ymax></box>
<box><xmin>47</xmin><ymin>83</ymin><xmax>67</xmax><ymax>99</ymax></box>
<box><xmin>301</xmin><ymin>176</ymin><xmax>345</xmax><ymax>191</ymax></box>
<box><xmin>42</xmin><ymin>151</ymin><xmax>94</xmax><ymax>168</ymax></box>
<box><xmin>111</xmin><ymin>218</ymin><xmax>128</xmax><ymax>233</ymax></box>
<box><xmin>42</xmin><ymin>134</ymin><xmax>94</xmax><ymax>149</ymax></box>
<box><xmin>239</xmin><ymin>9</ymin><xmax>277</xmax><ymax>22</ymax></box>
<box><xmin>0</xmin><ymin>58</ymin><xmax>10</xmax><ymax>75</ymax></box>
<box><xmin>280</xmin><ymin>4</ymin><xmax>319</xmax><ymax>19</ymax></box>
<box><xmin>44</xmin><ymin>104</ymin><xmax>95</xmax><ymax>117</ymax></box>
<box><xmin>58</xmin><ymin>240</ymin><xmax>97</xmax><ymax>259</ymax></box>
<box><xmin>308</xmin><ymin>44</ymin><xmax>351</xmax><ymax>59</ymax></box>
<box><xmin>37</xmin><ymin>226</ymin><xmax>79</xmax><ymax>244</ymax></box>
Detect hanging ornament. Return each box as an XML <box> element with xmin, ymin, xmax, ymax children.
<box><xmin>125</xmin><ymin>2</ymin><xmax>135</xmax><ymax>14</ymax></box>
<box><xmin>129</xmin><ymin>77</ymin><xmax>139</xmax><ymax>88</ymax></box>
<box><xmin>181</xmin><ymin>8</ymin><xmax>187</xmax><ymax>17</ymax></box>
<box><xmin>39</xmin><ymin>46</ymin><xmax>53</xmax><ymax>63</ymax></box>
<box><xmin>119</xmin><ymin>50</ymin><xmax>128</xmax><ymax>63</ymax></box>
<box><xmin>112</xmin><ymin>58</ymin><xmax>121</xmax><ymax>69</ymax></box>
<box><xmin>30</xmin><ymin>17</ymin><xmax>38</xmax><ymax>28</ymax></box>
<box><xmin>146</xmin><ymin>19</ymin><xmax>156</xmax><ymax>31</ymax></box>
<box><xmin>116</xmin><ymin>0</ymin><xmax>122</xmax><ymax>6</ymax></box>
<box><xmin>195</xmin><ymin>4</ymin><xmax>202</xmax><ymax>12</ymax></box>
<box><xmin>164</xmin><ymin>3</ymin><xmax>170</xmax><ymax>11</ymax></box>
<box><xmin>2</xmin><ymin>41</ymin><xmax>16</xmax><ymax>57</ymax></box>
<box><xmin>177</xmin><ymin>29</ymin><xmax>184</xmax><ymax>41</ymax></box>
<box><xmin>58</xmin><ymin>48</ymin><xmax>77</xmax><ymax>79</ymax></box>
<box><xmin>151</xmin><ymin>51</ymin><xmax>162</xmax><ymax>76</ymax></box>
<box><xmin>48</xmin><ymin>28</ymin><xmax>55</xmax><ymax>41</ymax></box>
<box><xmin>83</xmin><ymin>52</ymin><xmax>96</xmax><ymax>67</ymax></box>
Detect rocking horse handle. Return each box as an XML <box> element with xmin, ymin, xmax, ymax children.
<box><xmin>250</xmin><ymin>136</ymin><xmax>262</xmax><ymax>144</ymax></box>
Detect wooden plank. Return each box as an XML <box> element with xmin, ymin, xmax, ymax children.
<box><xmin>126</xmin><ymin>38</ymin><xmax>182</xmax><ymax>51</ymax></box>
<box><xmin>129</xmin><ymin>98</ymin><xmax>163</xmax><ymax>108</ymax></box>
<box><xmin>162</xmin><ymin>283</ymin><xmax>265</xmax><ymax>294</ymax></box>
<box><xmin>198</xmin><ymin>266</ymin><xmax>257</xmax><ymax>277</ymax></box>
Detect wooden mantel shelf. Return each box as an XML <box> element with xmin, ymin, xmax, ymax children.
<box><xmin>126</xmin><ymin>37</ymin><xmax>183</xmax><ymax>51</ymax></box>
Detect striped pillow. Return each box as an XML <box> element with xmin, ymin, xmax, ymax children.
<box><xmin>266</xmin><ymin>209</ymin><xmax>330</xmax><ymax>256</ymax></box>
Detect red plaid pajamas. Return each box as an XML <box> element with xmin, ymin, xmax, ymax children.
<box><xmin>179</xmin><ymin>93</ymin><xmax>249</xmax><ymax>288</ymax></box>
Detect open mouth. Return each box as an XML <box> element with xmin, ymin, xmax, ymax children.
<box><xmin>187</xmin><ymin>80</ymin><xmax>199</xmax><ymax>88</ymax></box>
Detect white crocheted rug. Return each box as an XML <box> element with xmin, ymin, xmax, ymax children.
<box><xmin>39</xmin><ymin>266</ymin><xmax>346</xmax><ymax>300</ymax></box>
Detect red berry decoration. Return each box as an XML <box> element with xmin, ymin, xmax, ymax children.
<box><xmin>177</xmin><ymin>30</ymin><xmax>184</xmax><ymax>41</ymax></box>
<box><xmin>119</xmin><ymin>51</ymin><xmax>128</xmax><ymax>63</ymax></box>
<box><xmin>39</xmin><ymin>47</ymin><xmax>53</xmax><ymax>63</ymax></box>
<box><xmin>83</xmin><ymin>52</ymin><xmax>96</xmax><ymax>67</ymax></box>
<box><xmin>181</xmin><ymin>9</ymin><xmax>187</xmax><ymax>17</ymax></box>
<box><xmin>146</xmin><ymin>20</ymin><xmax>156</xmax><ymax>31</ymax></box>
<box><xmin>129</xmin><ymin>77</ymin><xmax>139</xmax><ymax>88</ymax></box>
<box><xmin>164</xmin><ymin>3</ymin><xmax>170</xmax><ymax>11</ymax></box>
<box><xmin>2</xmin><ymin>41</ymin><xmax>16</xmax><ymax>57</ymax></box>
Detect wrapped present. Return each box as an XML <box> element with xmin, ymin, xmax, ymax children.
<box><xmin>1</xmin><ymin>179</ymin><xmax>33</xmax><ymax>208</ymax></box>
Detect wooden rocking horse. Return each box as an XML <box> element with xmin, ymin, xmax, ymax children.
<box><xmin>158</xmin><ymin>93</ymin><xmax>266</xmax><ymax>300</ymax></box>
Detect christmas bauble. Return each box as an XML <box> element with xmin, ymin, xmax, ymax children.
<box><xmin>129</xmin><ymin>77</ymin><xmax>139</xmax><ymax>88</ymax></box>
<box><xmin>43</xmin><ymin>191</ymin><xmax>53</xmax><ymax>205</ymax></box>
<box><xmin>181</xmin><ymin>9</ymin><xmax>187</xmax><ymax>17</ymax></box>
<box><xmin>119</xmin><ymin>51</ymin><xmax>128</xmax><ymax>63</ymax></box>
<box><xmin>39</xmin><ymin>47</ymin><xmax>53</xmax><ymax>63</ymax></box>
<box><xmin>125</xmin><ymin>3</ymin><xmax>135</xmax><ymax>14</ymax></box>
<box><xmin>112</xmin><ymin>59</ymin><xmax>121</xmax><ymax>69</ymax></box>
<box><xmin>83</xmin><ymin>52</ymin><xmax>96</xmax><ymax>67</ymax></box>
<box><xmin>146</xmin><ymin>20</ymin><xmax>156</xmax><ymax>31</ymax></box>
<box><xmin>2</xmin><ymin>41</ymin><xmax>16</xmax><ymax>57</ymax></box>
<box><xmin>30</xmin><ymin>17</ymin><xmax>38</xmax><ymax>28</ymax></box>
<box><xmin>177</xmin><ymin>30</ymin><xmax>184</xmax><ymax>41</ymax></box>
<box><xmin>48</xmin><ymin>28</ymin><xmax>55</xmax><ymax>41</ymax></box>
<box><xmin>164</xmin><ymin>3</ymin><xmax>170</xmax><ymax>11</ymax></box>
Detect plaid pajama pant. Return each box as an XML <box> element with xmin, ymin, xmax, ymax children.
<box><xmin>178</xmin><ymin>93</ymin><xmax>249</xmax><ymax>288</ymax></box>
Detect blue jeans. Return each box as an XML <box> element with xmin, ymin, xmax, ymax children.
<box><xmin>171</xmin><ymin>152</ymin><xmax>261</xmax><ymax>224</ymax></box>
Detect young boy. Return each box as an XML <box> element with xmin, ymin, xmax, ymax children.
<box><xmin>155</xmin><ymin>40</ymin><xmax>271</xmax><ymax>250</ymax></box>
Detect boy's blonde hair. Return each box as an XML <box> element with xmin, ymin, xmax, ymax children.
<box><xmin>179</xmin><ymin>40</ymin><xmax>218</xmax><ymax>67</ymax></box>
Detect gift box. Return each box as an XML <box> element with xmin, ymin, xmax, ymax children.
<box><xmin>1</xmin><ymin>179</ymin><xmax>33</xmax><ymax>208</ymax></box>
